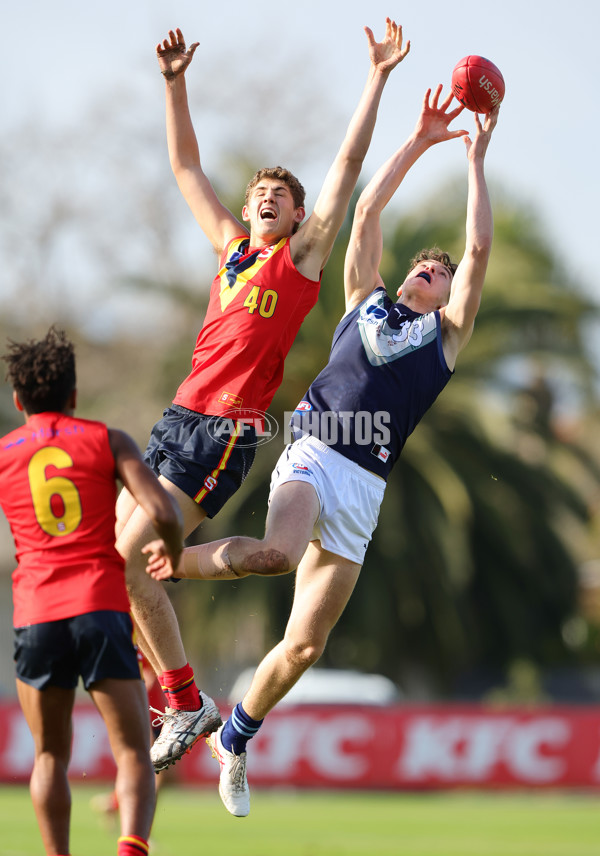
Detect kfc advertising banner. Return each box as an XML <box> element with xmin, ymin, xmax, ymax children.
<box><xmin>2</xmin><ymin>702</ymin><xmax>600</xmax><ymax>788</ymax></box>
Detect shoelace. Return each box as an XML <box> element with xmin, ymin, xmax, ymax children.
<box><xmin>150</xmin><ymin>706</ymin><xmax>207</xmax><ymax>739</ymax></box>
<box><xmin>229</xmin><ymin>754</ymin><xmax>248</xmax><ymax>792</ymax></box>
<box><xmin>149</xmin><ymin>706</ymin><xmax>171</xmax><ymax>730</ymax></box>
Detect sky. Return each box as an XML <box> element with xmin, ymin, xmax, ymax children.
<box><xmin>2</xmin><ymin>0</ymin><xmax>597</xmax><ymax>311</ymax></box>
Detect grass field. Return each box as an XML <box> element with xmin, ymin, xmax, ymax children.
<box><xmin>2</xmin><ymin>784</ymin><xmax>599</xmax><ymax>856</ymax></box>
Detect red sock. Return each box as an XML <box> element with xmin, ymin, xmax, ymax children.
<box><xmin>118</xmin><ymin>835</ymin><xmax>149</xmax><ymax>856</ymax></box>
<box><xmin>159</xmin><ymin>663</ymin><xmax>201</xmax><ymax>711</ymax></box>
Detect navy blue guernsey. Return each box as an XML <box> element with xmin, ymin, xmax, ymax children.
<box><xmin>290</xmin><ymin>287</ymin><xmax>453</xmax><ymax>480</ymax></box>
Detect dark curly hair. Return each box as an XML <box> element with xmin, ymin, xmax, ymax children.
<box><xmin>3</xmin><ymin>326</ymin><xmax>76</xmax><ymax>414</ymax></box>
<box><xmin>408</xmin><ymin>247</ymin><xmax>457</xmax><ymax>278</ymax></box>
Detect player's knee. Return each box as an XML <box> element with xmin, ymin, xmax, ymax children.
<box><xmin>124</xmin><ymin>570</ymin><xmax>145</xmax><ymax>599</ymax></box>
<box><xmin>285</xmin><ymin>639</ymin><xmax>324</xmax><ymax>672</ymax></box>
<box><xmin>114</xmin><ymin>745</ymin><xmax>154</xmax><ymax>772</ymax></box>
<box><xmin>117</xmin><ymin>547</ymin><xmax>142</xmax><ymax>585</ymax></box>
<box><xmin>118</xmin><ymin>534</ymin><xmax>157</xmax><ymax>590</ymax></box>
<box><xmin>125</xmin><ymin>566</ymin><xmax>163</xmax><ymax>610</ymax></box>
<box><xmin>36</xmin><ymin>749</ymin><xmax>70</xmax><ymax>772</ymax></box>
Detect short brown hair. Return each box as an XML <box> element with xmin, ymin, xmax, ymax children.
<box><xmin>3</xmin><ymin>326</ymin><xmax>76</xmax><ymax>413</ymax></box>
<box><xmin>244</xmin><ymin>166</ymin><xmax>306</xmax><ymax>209</ymax></box>
<box><xmin>408</xmin><ymin>247</ymin><xmax>457</xmax><ymax>278</ymax></box>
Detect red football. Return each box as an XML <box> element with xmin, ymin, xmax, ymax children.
<box><xmin>451</xmin><ymin>55</ymin><xmax>505</xmax><ymax>113</ymax></box>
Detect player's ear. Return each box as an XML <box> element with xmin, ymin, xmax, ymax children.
<box><xmin>293</xmin><ymin>206</ymin><xmax>305</xmax><ymax>225</ymax></box>
<box><xmin>68</xmin><ymin>389</ymin><xmax>77</xmax><ymax>411</ymax></box>
<box><xmin>12</xmin><ymin>391</ymin><xmax>24</xmax><ymax>412</ymax></box>
<box><xmin>241</xmin><ymin>205</ymin><xmax>250</xmax><ymax>223</ymax></box>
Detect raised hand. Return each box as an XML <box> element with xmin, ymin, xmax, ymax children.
<box><xmin>464</xmin><ymin>104</ymin><xmax>500</xmax><ymax>161</ymax></box>
<box><xmin>364</xmin><ymin>17</ymin><xmax>410</xmax><ymax>75</ymax></box>
<box><xmin>414</xmin><ymin>84</ymin><xmax>468</xmax><ymax>145</ymax></box>
<box><xmin>156</xmin><ymin>27</ymin><xmax>199</xmax><ymax>80</ymax></box>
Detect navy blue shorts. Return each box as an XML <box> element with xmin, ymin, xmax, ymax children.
<box><xmin>144</xmin><ymin>405</ymin><xmax>256</xmax><ymax>518</ymax></box>
<box><xmin>14</xmin><ymin>611</ymin><xmax>142</xmax><ymax>691</ymax></box>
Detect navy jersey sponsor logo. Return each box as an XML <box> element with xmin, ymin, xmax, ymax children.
<box><xmin>357</xmin><ymin>292</ymin><xmax>438</xmax><ymax>367</ymax></box>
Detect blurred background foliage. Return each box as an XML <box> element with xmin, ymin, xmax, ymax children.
<box><xmin>1</xmin><ymin>80</ymin><xmax>600</xmax><ymax>704</ymax></box>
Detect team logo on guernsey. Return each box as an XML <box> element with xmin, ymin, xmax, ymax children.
<box><xmin>219</xmin><ymin>391</ymin><xmax>243</xmax><ymax>408</ymax></box>
<box><xmin>218</xmin><ymin>237</ymin><xmax>287</xmax><ymax>312</ymax></box>
<box><xmin>203</xmin><ymin>475</ymin><xmax>218</xmax><ymax>492</ymax></box>
<box><xmin>292</xmin><ymin>463</ymin><xmax>312</xmax><ymax>475</ymax></box>
<box><xmin>362</xmin><ymin>303</ymin><xmax>387</xmax><ymax>323</ymax></box>
<box><xmin>357</xmin><ymin>291</ymin><xmax>438</xmax><ymax>366</ymax></box>
<box><xmin>371</xmin><ymin>444</ymin><xmax>390</xmax><ymax>463</ymax></box>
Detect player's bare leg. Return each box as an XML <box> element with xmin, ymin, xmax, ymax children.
<box><xmin>209</xmin><ymin>541</ymin><xmax>361</xmax><ymax>816</ymax></box>
<box><xmin>131</xmin><ymin>621</ymin><xmax>162</xmax><ymax>684</ymax></box>
<box><xmin>117</xmin><ymin>478</ymin><xmax>221</xmax><ymax>771</ymax></box>
<box><xmin>243</xmin><ymin>541</ymin><xmax>361</xmax><ymax>718</ymax></box>
<box><xmin>89</xmin><ymin>678</ymin><xmax>156</xmax><ymax>843</ymax></box>
<box><xmin>16</xmin><ymin>680</ymin><xmax>75</xmax><ymax>855</ymax></box>
<box><xmin>182</xmin><ymin>480</ymin><xmax>321</xmax><ymax>581</ymax></box>
<box><xmin>116</xmin><ymin>477</ymin><xmax>206</xmax><ymax>673</ymax></box>
<box><xmin>114</xmin><ymin>484</ymin><xmax>139</xmax><ymax>541</ymax></box>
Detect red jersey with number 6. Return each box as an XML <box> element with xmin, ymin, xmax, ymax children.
<box><xmin>0</xmin><ymin>413</ymin><xmax>129</xmax><ymax>626</ymax></box>
<box><xmin>174</xmin><ymin>236</ymin><xmax>320</xmax><ymax>420</ymax></box>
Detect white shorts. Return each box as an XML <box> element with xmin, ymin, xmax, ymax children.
<box><xmin>269</xmin><ymin>434</ymin><xmax>386</xmax><ymax>565</ymax></box>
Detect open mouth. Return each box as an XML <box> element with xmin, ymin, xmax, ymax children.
<box><xmin>416</xmin><ymin>271</ymin><xmax>431</xmax><ymax>284</ymax></box>
<box><xmin>260</xmin><ymin>208</ymin><xmax>277</xmax><ymax>221</ymax></box>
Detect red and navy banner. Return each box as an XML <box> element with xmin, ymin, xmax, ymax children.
<box><xmin>2</xmin><ymin>701</ymin><xmax>600</xmax><ymax>788</ymax></box>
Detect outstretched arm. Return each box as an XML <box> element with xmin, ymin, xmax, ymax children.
<box><xmin>440</xmin><ymin>107</ymin><xmax>499</xmax><ymax>369</ymax></box>
<box><xmin>344</xmin><ymin>86</ymin><xmax>467</xmax><ymax>311</ymax></box>
<box><xmin>291</xmin><ymin>18</ymin><xmax>410</xmax><ymax>280</ymax></box>
<box><xmin>157</xmin><ymin>28</ymin><xmax>245</xmax><ymax>254</ymax></box>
